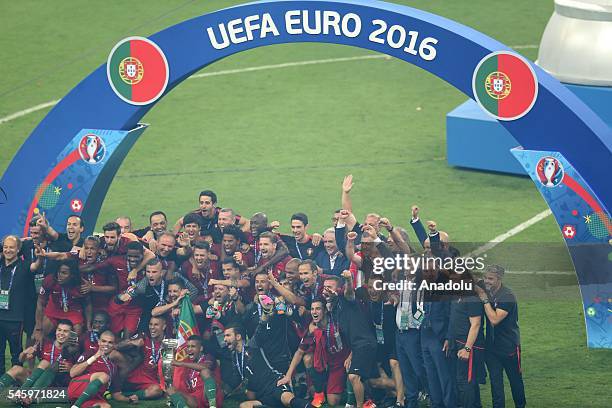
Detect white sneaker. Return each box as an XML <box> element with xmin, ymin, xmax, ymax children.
<box><xmin>345</xmin><ymin>404</ymin><xmax>356</xmax><ymax>408</ymax></box>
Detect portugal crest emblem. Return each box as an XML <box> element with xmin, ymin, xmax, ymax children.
<box><xmin>119</xmin><ymin>57</ymin><xmax>144</xmax><ymax>85</ymax></box>
<box><xmin>78</xmin><ymin>134</ymin><xmax>106</xmax><ymax>164</ymax></box>
<box><xmin>485</xmin><ymin>71</ymin><xmax>511</xmax><ymax>100</ymax></box>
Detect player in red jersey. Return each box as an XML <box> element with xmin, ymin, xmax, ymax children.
<box><xmin>68</xmin><ymin>330</ymin><xmax>119</xmax><ymax>408</ymax></box>
<box><xmin>151</xmin><ymin>279</ymin><xmax>189</xmax><ymax>337</ymax></box>
<box><xmin>0</xmin><ymin>320</ymin><xmax>79</xmax><ymax>391</ymax></box>
<box><xmin>99</xmin><ymin>221</ymin><xmax>139</xmax><ymax>259</ymax></box>
<box><xmin>218</xmin><ymin>225</ymin><xmax>255</xmax><ymax>268</ymax></box>
<box><xmin>80</xmin><ymin>241</ymin><xmax>152</xmax><ymax>338</ymax></box>
<box><xmin>180</xmin><ymin>241</ymin><xmax>219</xmax><ymax>304</ymax></box>
<box><xmin>167</xmin><ymin>335</ymin><xmax>223</xmax><ymax>408</ymax></box>
<box><xmin>113</xmin><ymin>315</ymin><xmax>167</xmax><ymax>402</ymax></box>
<box><xmin>82</xmin><ymin>311</ymin><xmax>111</xmax><ymax>358</ymax></box>
<box><xmin>279</xmin><ymin>299</ymin><xmax>349</xmax><ymax>408</ymax></box>
<box><xmin>35</xmin><ymin>236</ymin><xmax>118</xmax><ymax>313</ymax></box>
<box><xmin>34</xmin><ymin>260</ymin><xmax>90</xmax><ymax>340</ymax></box>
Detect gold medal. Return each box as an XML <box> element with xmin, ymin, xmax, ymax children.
<box><xmin>63</xmin><ymin>304</ymin><xmax>68</xmax><ymax>313</ymax></box>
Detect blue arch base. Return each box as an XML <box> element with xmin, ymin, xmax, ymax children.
<box><xmin>0</xmin><ymin>0</ymin><xmax>610</xmax><ymax>347</ymax></box>
<box><xmin>513</xmin><ymin>148</ymin><xmax>612</xmax><ymax>348</ymax></box>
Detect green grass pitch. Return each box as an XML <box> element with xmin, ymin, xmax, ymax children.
<box><xmin>1</xmin><ymin>1</ymin><xmax>611</xmax><ymax>407</ymax></box>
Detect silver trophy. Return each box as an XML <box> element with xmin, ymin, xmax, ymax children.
<box><xmin>161</xmin><ymin>338</ymin><xmax>179</xmax><ymax>385</ymax></box>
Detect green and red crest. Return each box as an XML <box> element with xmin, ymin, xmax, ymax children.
<box><xmin>107</xmin><ymin>36</ymin><xmax>169</xmax><ymax>105</ymax></box>
<box><xmin>472</xmin><ymin>51</ymin><xmax>538</xmax><ymax>121</ymax></box>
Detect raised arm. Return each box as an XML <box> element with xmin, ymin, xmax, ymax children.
<box><xmin>341</xmin><ymin>175</ymin><xmax>354</xmax><ymax>213</ymax></box>
<box><xmin>345</xmin><ymin>231</ymin><xmax>363</xmax><ymax>267</ymax></box>
<box><xmin>342</xmin><ymin>270</ymin><xmax>355</xmax><ymax>301</ymax></box>
<box><xmin>268</xmin><ymin>272</ymin><xmax>306</xmax><ymax>307</ymax></box>
<box><xmin>409</xmin><ymin>205</ymin><xmax>428</xmax><ymax>246</ymax></box>
<box><xmin>379</xmin><ymin>217</ymin><xmax>413</xmax><ymax>255</ymax></box>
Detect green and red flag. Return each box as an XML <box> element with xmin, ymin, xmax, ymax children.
<box><xmin>175</xmin><ymin>294</ymin><xmax>200</xmax><ymax>361</ymax></box>
<box><xmin>472</xmin><ymin>51</ymin><xmax>538</xmax><ymax>120</ymax></box>
<box><xmin>107</xmin><ymin>36</ymin><xmax>169</xmax><ymax>105</ymax></box>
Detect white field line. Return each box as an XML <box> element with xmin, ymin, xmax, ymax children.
<box><xmin>0</xmin><ymin>100</ymin><xmax>60</xmax><ymax>125</ymax></box>
<box><xmin>466</xmin><ymin>209</ymin><xmax>553</xmax><ymax>257</ymax></box>
<box><xmin>0</xmin><ymin>44</ymin><xmax>539</xmax><ymax>125</ymax></box>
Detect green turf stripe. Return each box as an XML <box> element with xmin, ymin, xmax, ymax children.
<box><xmin>475</xmin><ymin>55</ymin><xmax>498</xmax><ymax>114</ymax></box>
<box><xmin>109</xmin><ymin>41</ymin><xmax>132</xmax><ymax>99</ymax></box>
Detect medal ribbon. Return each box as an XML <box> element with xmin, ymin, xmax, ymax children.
<box><xmin>151</xmin><ymin>338</ymin><xmax>161</xmax><ymax>364</ymax></box>
<box><xmin>152</xmin><ymin>280</ymin><xmax>166</xmax><ymax>306</ymax></box>
<box><xmin>235</xmin><ymin>347</ymin><xmax>245</xmax><ymax>380</ymax></box>
<box><xmin>61</xmin><ymin>287</ymin><xmax>69</xmax><ymax>311</ymax></box>
<box><xmin>50</xmin><ymin>343</ymin><xmax>62</xmax><ymax>364</ymax></box>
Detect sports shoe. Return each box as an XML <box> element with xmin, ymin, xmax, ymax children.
<box><xmin>364</xmin><ymin>400</ymin><xmax>377</xmax><ymax>408</ymax></box>
<box><xmin>344</xmin><ymin>404</ymin><xmax>355</xmax><ymax>408</ymax></box>
<box><xmin>311</xmin><ymin>392</ymin><xmax>326</xmax><ymax>408</ymax></box>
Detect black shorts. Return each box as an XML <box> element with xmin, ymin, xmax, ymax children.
<box><xmin>376</xmin><ymin>341</ymin><xmax>398</xmax><ymax>363</ymax></box>
<box><xmin>257</xmin><ymin>381</ymin><xmax>291</xmax><ymax>408</ymax></box>
<box><xmin>348</xmin><ymin>343</ymin><xmax>379</xmax><ymax>380</ymax></box>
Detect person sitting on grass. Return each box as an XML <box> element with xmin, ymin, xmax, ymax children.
<box><xmin>166</xmin><ymin>335</ymin><xmax>223</xmax><ymax>408</ymax></box>
<box><xmin>112</xmin><ymin>315</ymin><xmax>167</xmax><ymax>402</ymax></box>
<box><xmin>68</xmin><ymin>330</ymin><xmax>119</xmax><ymax>408</ymax></box>
<box><xmin>0</xmin><ymin>319</ymin><xmax>79</xmax><ymax>396</ymax></box>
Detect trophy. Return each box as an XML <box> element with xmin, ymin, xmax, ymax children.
<box><xmin>161</xmin><ymin>338</ymin><xmax>179</xmax><ymax>386</ymax></box>
<box><xmin>86</xmin><ymin>136</ymin><xmax>99</xmax><ymax>163</ymax></box>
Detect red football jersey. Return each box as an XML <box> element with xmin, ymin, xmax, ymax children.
<box><xmin>82</xmin><ymin>331</ymin><xmax>100</xmax><ymax>357</ymax></box>
<box><xmin>181</xmin><ymin>260</ymin><xmax>219</xmax><ymax>304</ymax></box>
<box><xmin>76</xmin><ymin>353</ymin><xmax>116</xmax><ymax>382</ymax></box>
<box><xmin>93</xmin><ymin>255</ymin><xmax>142</xmax><ymax>292</ymax></box>
<box><xmin>139</xmin><ymin>334</ymin><xmax>163</xmax><ymax>378</ymax></box>
<box><xmin>40</xmin><ymin>275</ymin><xmax>85</xmax><ymax>313</ymax></box>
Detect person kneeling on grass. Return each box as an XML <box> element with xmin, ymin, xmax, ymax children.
<box><xmin>223</xmin><ymin>319</ymin><xmax>313</xmax><ymax>408</ymax></box>
<box><xmin>111</xmin><ymin>315</ymin><xmax>167</xmax><ymax>402</ymax></box>
<box><xmin>68</xmin><ymin>330</ymin><xmax>119</xmax><ymax>408</ymax></box>
<box><xmin>166</xmin><ymin>335</ymin><xmax>223</xmax><ymax>408</ymax></box>
<box><xmin>0</xmin><ymin>319</ymin><xmax>79</xmax><ymax>403</ymax></box>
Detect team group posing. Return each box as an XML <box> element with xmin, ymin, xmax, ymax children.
<box><xmin>0</xmin><ymin>176</ymin><xmax>526</xmax><ymax>408</ymax></box>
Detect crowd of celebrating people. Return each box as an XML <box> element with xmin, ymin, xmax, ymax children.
<box><xmin>0</xmin><ymin>175</ymin><xmax>526</xmax><ymax>408</ymax></box>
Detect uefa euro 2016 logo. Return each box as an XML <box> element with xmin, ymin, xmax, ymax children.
<box><xmin>536</xmin><ymin>156</ymin><xmax>564</xmax><ymax>187</ymax></box>
<box><xmin>78</xmin><ymin>134</ymin><xmax>106</xmax><ymax>164</ymax></box>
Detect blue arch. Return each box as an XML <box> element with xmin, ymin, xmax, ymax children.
<box><xmin>0</xmin><ymin>0</ymin><xmax>610</xmax><ymax>347</ymax></box>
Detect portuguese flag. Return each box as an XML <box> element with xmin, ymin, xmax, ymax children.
<box><xmin>473</xmin><ymin>52</ymin><xmax>537</xmax><ymax>120</ymax></box>
<box><xmin>107</xmin><ymin>37</ymin><xmax>168</xmax><ymax>105</ymax></box>
<box><xmin>175</xmin><ymin>294</ymin><xmax>200</xmax><ymax>361</ymax></box>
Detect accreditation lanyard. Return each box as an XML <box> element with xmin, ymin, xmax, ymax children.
<box><xmin>152</xmin><ymin>280</ymin><xmax>166</xmax><ymax>306</ymax></box>
<box><xmin>373</xmin><ymin>301</ymin><xmax>385</xmax><ymax>344</ymax></box>
<box><xmin>0</xmin><ymin>265</ymin><xmax>17</xmax><ymax>291</ymax></box>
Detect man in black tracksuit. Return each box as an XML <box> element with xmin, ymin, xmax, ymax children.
<box><xmin>475</xmin><ymin>265</ymin><xmax>526</xmax><ymax>408</ymax></box>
